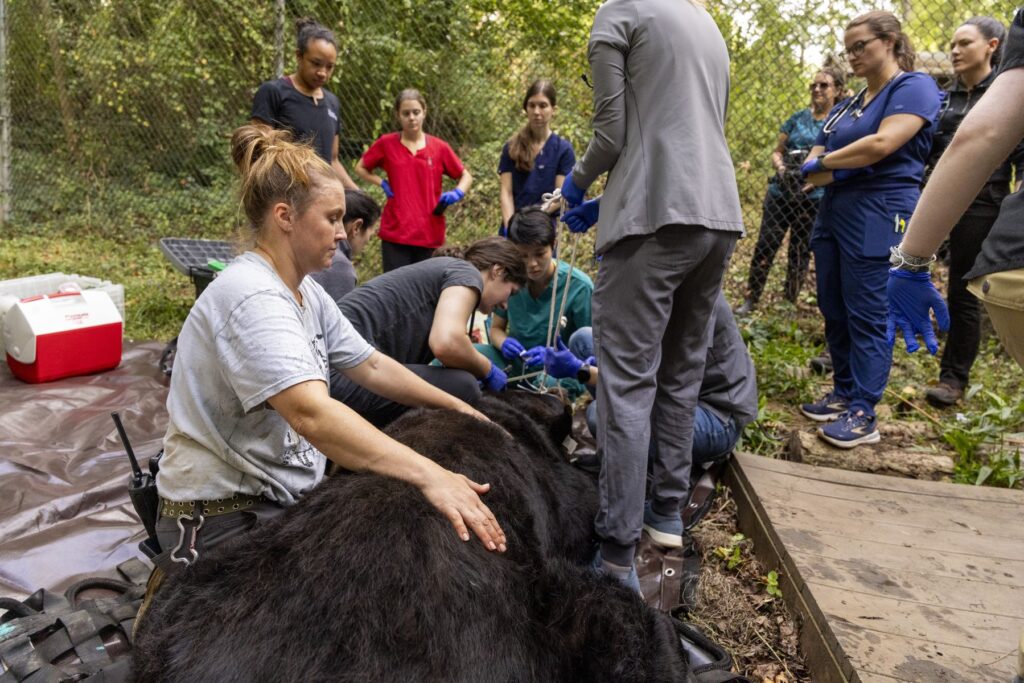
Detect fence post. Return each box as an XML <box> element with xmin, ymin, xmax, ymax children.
<box><xmin>273</xmin><ymin>0</ymin><xmax>285</xmax><ymax>79</ymax></box>
<box><xmin>0</xmin><ymin>0</ymin><xmax>10</xmax><ymax>223</ymax></box>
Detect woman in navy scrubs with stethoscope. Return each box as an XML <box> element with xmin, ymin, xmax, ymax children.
<box><xmin>798</xmin><ymin>10</ymin><xmax>941</xmax><ymax>448</ymax></box>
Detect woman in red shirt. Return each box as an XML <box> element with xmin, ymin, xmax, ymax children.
<box><xmin>355</xmin><ymin>89</ymin><xmax>473</xmax><ymax>272</ymax></box>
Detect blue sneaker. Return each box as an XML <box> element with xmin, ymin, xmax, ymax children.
<box><xmin>643</xmin><ymin>500</ymin><xmax>683</xmax><ymax>549</ymax></box>
<box><xmin>818</xmin><ymin>410</ymin><xmax>880</xmax><ymax>449</ymax></box>
<box><xmin>800</xmin><ymin>392</ymin><xmax>849</xmax><ymax>422</ymax></box>
<box><xmin>591</xmin><ymin>550</ymin><xmax>641</xmax><ymax>594</ymax></box>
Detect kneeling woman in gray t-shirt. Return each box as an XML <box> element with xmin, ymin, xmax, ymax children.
<box><xmin>155</xmin><ymin>125</ymin><xmax>508</xmax><ymax>565</ymax></box>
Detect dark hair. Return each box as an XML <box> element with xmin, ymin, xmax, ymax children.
<box><xmin>295</xmin><ymin>17</ymin><xmax>337</xmax><ymax>54</ymax></box>
<box><xmin>962</xmin><ymin>16</ymin><xmax>1006</xmax><ymax>68</ymax></box>
<box><xmin>343</xmin><ymin>189</ymin><xmax>381</xmax><ymax>232</ymax></box>
<box><xmin>507</xmin><ymin>206</ymin><xmax>556</xmax><ymax>247</ymax></box>
<box><xmin>506</xmin><ymin>80</ymin><xmax>557</xmax><ymax>173</ymax></box>
<box><xmin>394</xmin><ymin>88</ymin><xmax>427</xmax><ymax>113</ymax></box>
<box><xmin>847</xmin><ymin>11</ymin><xmax>916</xmax><ymax>73</ymax></box>
<box><xmin>817</xmin><ymin>66</ymin><xmax>847</xmax><ymax>107</ymax></box>
<box><xmin>435</xmin><ymin>237</ymin><xmax>527</xmax><ymax>286</ymax></box>
<box><xmin>230</xmin><ymin>124</ymin><xmax>335</xmax><ymax>233</ymax></box>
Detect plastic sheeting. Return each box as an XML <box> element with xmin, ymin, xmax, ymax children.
<box><xmin>0</xmin><ymin>343</ymin><xmax>168</xmax><ymax>600</ymax></box>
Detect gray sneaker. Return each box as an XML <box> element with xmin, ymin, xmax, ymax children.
<box><xmin>925</xmin><ymin>382</ymin><xmax>963</xmax><ymax>408</ymax></box>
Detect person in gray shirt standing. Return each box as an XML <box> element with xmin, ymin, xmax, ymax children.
<box><xmin>559</xmin><ymin>0</ymin><xmax>744</xmax><ymax>591</ymax></box>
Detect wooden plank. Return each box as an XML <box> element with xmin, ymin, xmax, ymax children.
<box><xmin>729</xmin><ymin>452</ymin><xmax>1024</xmax><ymax>683</ymax></box>
<box><xmin>808</xmin><ymin>582</ymin><xmax>1022</xmax><ymax>654</ymax></box>
<box><xmin>772</xmin><ymin>528</ymin><xmax>1021</xmax><ymax>588</ymax></box>
<box><xmin>736</xmin><ymin>452</ymin><xmax>1023</xmax><ymax>505</ymax></box>
<box><xmin>795</xmin><ymin>553</ymin><xmax>1023</xmax><ymax>617</ymax></box>
<box><xmin>726</xmin><ymin>457</ymin><xmax>855</xmax><ymax>683</ymax></box>
<box><xmin>822</xmin><ymin>606</ymin><xmax>1016</xmax><ymax>682</ymax></box>
<box><xmin>746</xmin><ymin>465</ymin><xmax>1024</xmax><ymax>541</ymax></box>
<box><xmin>753</xmin><ymin>493</ymin><xmax>1024</xmax><ymax>565</ymax></box>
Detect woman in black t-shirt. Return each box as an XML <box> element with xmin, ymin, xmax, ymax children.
<box><xmin>251</xmin><ymin>17</ymin><xmax>358</xmax><ymax>190</ymax></box>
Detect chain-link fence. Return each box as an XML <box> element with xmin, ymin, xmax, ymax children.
<box><xmin>2</xmin><ymin>0</ymin><xmax>1020</xmax><ymax>281</ymax></box>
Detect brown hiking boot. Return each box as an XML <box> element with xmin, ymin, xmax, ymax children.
<box><xmin>925</xmin><ymin>382</ymin><xmax>963</xmax><ymax>408</ymax></box>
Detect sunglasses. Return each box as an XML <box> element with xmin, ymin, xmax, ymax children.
<box><xmin>809</xmin><ymin>82</ymin><xmax>833</xmax><ymax>91</ymax></box>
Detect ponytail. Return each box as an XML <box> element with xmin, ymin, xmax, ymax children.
<box><xmin>893</xmin><ymin>33</ymin><xmax>916</xmax><ymax>73</ymax></box>
<box><xmin>230</xmin><ymin>124</ymin><xmax>335</xmax><ymax>233</ymax></box>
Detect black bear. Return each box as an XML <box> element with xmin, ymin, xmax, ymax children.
<box><xmin>132</xmin><ymin>393</ymin><xmax>691</xmax><ymax>682</ymax></box>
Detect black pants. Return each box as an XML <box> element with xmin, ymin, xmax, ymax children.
<box><xmin>329</xmin><ymin>364</ymin><xmax>481</xmax><ymax>428</ymax></box>
<box><xmin>381</xmin><ymin>240</ymin><xmax>435</xmax><ymax>272</ymax></box>
<box><xmin>746</xmin><ymin>191</ymin><xmax>818</xmax><ymax>303</ymax></box>
<box><xmin>939</xmin><ymin>205</ymin><xmax>1000</xmax><ymax>389</ymax></box>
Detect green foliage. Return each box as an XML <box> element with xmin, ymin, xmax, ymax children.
<box><xmin>714</xmin><ymin>533</ymin><xmax>749</xmax><ymax>570</ymax></box>
<box><xmin>762</xmin><ymin>570</ymin><xmax>783</xmax><ymax>598</ymax></box>
<box><xmin>942</xmin><ymin>389</ymin><xmax>1024</xmax><ymax>489</ymax></box>
<box><xmin>739</xmin><ymin>397</ymin><xmax>790</xmax><ymax>456</ymax></box>
<box><xmin>740</xmin><ymin>309</ymin><xmax>820</xmax><ymax>402</ymax></box>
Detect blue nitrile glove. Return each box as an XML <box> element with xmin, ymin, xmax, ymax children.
<box><xmin>585</xmin><ymin>355</ymin><xmax>597</xmax><ymax>367</ymax></box>
<box><xmin>381</xmin><ymin>179</ymin><xmax>394</xmax><ymax>199</ymax></box>
<box><xmin>560</xmin><ymin>171</ymin><xmax>586</xmax><ymax>208</ymax></box>
<box><xmin>543</xmin><ymin>338</ymin><xmax>583</xmax><ymax>380</ymax></box>
<box><xmin>500</xmin><ymin>337</ymin><xmax>525</xmax><ymax>361</ymax></box>
<box><xmin>831</xmin><ymin>166</ymin><xmax>873</xmax><ymax>183</ymax></box>
<box><xmin>481</xmin><ymin>362</ymin><xmax>508</xmax><ymax>391</ymax></box>
<box><xmin>522</xmin><ymin>345</ymin><xmax>546</xmax><ymax>368</ymax></box>
<box><xmin>800</xmin><ymin>155</ymin><xmax>827</xmax><ymax>177</ymax></box>
<box><xmin>438</xmin><ymin>188</ymin><xmax>465</xmax><ymax>207</ymax></box>
<box><xmin>886</xmin><ymin>269</ymin><xmax>950</xmax><ymax>355</ymax></box>
<box><xmin>562</xmin><ymin>197</ymin><xmax>600</xmax><ymax>234</ymax></box>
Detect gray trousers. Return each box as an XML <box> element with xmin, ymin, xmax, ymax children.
<box><xmin>593</xmin><ymin>225</ymin><xmax>736</xmax><ymax>566</ymax></box>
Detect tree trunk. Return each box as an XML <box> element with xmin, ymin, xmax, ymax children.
<box><xmin>36</xmin><ymin>0</ymin><xmax>77</xmax><ymax>155</ymax></box>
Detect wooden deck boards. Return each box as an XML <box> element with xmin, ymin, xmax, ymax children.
<box><xmin>728</xmin><ymin>452</ymin><xmax>1024</xmax><ymax>683</ymax></box>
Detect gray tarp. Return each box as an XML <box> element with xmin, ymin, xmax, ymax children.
<box><xmin>0</xmin><ymin>343</ymin><xmax>167</xmax><ymax>600</ymax></box>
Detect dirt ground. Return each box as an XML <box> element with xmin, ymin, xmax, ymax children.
<box><xmin>688</xmin><ymin>487</ymin><xmax>809</xmax><ymax>682</ymax></box>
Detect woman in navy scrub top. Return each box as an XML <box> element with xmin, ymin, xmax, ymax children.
<box><xmin>498</xmin><ymin>80</ymin><xmax>575</xmax><ymax>234</ymax></box>
<box><xmin>799</xmin><ymin>10</ymin><xmax>941</xmax><ymax>448</ymax></box>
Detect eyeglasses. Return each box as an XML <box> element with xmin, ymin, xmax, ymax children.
<box><xmin>839</xmin><ymin>36</ymin><xmax>880</xmax><ymax>60</ymax></box>
<box><xmin>809</xmin><ymin>82</ymin><xmax>833</xmax><ymax>91</ymax></box>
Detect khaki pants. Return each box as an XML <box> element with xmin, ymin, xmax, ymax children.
<box><xmin>968</xmin><ymin>268</ymin><xmax>1024</xmax><ymax>370</ymax></box>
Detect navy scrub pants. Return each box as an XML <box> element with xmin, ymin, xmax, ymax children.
<box><xmin>811</xmin><ymin>186</ymin><xmax>918</xmax><ymax>417</ymax></box>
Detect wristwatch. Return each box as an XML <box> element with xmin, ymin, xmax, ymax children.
<box><xmin>576</xmin><ymin>363</ymin><xmax>591</xmax><ymax>384</ymax></box>
<box><xmin>889</xmin><ymin>245</ymin><xmax>935</xmax><ymax>273</ymax></box>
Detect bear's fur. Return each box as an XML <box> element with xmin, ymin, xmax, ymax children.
<box><xmin>132</xmin><ymin>393</ymin><xmax>690</xmax><ymax>682</ymax></box>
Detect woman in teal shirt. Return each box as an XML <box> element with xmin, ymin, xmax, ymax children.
<box><xmin>736</xmin><ymin>66</ymin><xmax>846</xmax><ymax>314</ymax></box>
<box><xmin>479</xmin><ymin>207</ymin><xmax>592</xmax><ymax>395</ymax></box>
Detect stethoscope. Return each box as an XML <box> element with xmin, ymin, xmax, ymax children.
<box><xmin>821</xmin><ymin>87</ymin><xmax>869</xmax><ymax>135</ymax></box>
<box><xmin>822</xmin><ymin>70</ymin><xmax>904</xmax><ymax>136</ymax></box>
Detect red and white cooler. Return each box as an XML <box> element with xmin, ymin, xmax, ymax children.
<box><xmin>2</xmin><ymin>287</ymin><xmax>123</xmax><ymax>383</ymax></box>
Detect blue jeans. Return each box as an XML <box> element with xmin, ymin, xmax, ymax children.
<box><xmin>571</xmin><ymin>327</ymin><xmax>738</xmax><ymax>467</ymax></box>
